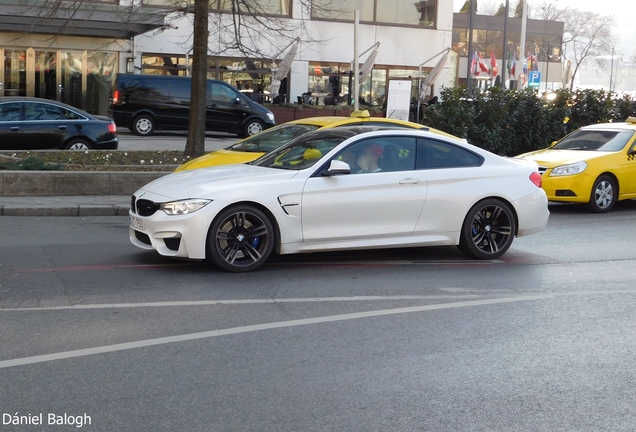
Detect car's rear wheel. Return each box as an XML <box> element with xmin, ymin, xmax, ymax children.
<box><xmin>64</xmin><ymin>138</ymin><xmax>92</xmax><ymax>151</ymax></box>
<box><xmin>208</xmin><ymin>205</ymin><xmax>274</xmax><ymax>272</ymax></box>
<box><xmin>132</xmin><ymin>114</ymin><xmax>155</xmax><ymax>136</ymax></box>
<box><xmin>459</xmin><ymin>199</ymin><xmax>516</xmax><ymax>260</ymax></box>
<box><xmin>585</xmin><ymin>175</ymin><xmax>617</xmax><ymax>213</ymax></box>
<box><xmin>242</xmin><ymin>119</ymin><xmax>264</xmax><ymax>137</ymax></box>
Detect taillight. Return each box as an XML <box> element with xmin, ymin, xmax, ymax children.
<box><xmin>108</xmin><ymin>123</ymin><xmax>117</xmax><ymax>134</ymax></box>
<box><xmin>530</xmin><ymin>171</ymin><xmax>542</xmax><ymax>188</ymax></box>
<box><xmin>112</xmin><ymin>89</ymin><xmax>119</xmax><ymax>105</ymax></box>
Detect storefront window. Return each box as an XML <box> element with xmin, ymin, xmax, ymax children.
<box><xmin>34</xmin><ymin>51</ymin><xmax>57</xmax><ymax>100</ymax></box>
<box><xmin>311</xmin><ymin>0</ymin><xmax>374</xmax><ymax>21</ymax></box>
<box><xmin>217</xmin><ymin>0</ymin><xmax>291</xmax><ymax>16</ymax></box>
<box><xmin>376</xmin><ymin>0</ymin><xmax>437</xmax><ymax>27</ymax></box>
<box><xmin>359</xmin><ymin>69</ymin><xmax>387</xmax><ymax>107</ymax></box>
<box><xmin>141</xmin><ymin>54</ymin><xmax>189</xmax><ymax>76</ymax></box>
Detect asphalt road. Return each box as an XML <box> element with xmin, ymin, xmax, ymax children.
<box><xmin>1</xmin><ymin>202</ymin><xmax>636</xmax><ymax>431</ymax></box>
<box><xmin>116</xmin><ymin>129</ymin><xmax>239</xmax><ymax>152</ymax></box>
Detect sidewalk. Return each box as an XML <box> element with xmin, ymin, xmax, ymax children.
<box><xmin>1</xmin><ymin>195</ymin><xmax>130</xmax><ymax>216</ymax></box>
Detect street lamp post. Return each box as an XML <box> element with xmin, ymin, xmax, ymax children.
<box><xmin>609</xmin><ymin>47</ymin><xmax>615</xmax><ymax>93</ymax></box>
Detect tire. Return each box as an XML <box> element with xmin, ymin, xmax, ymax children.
<box><xmin>64</xmin><ymin>138</ymin><xmax>92</xmax><ymax>151</ymax></box>
<box><xmin>585</xmin><ymin>175</ymin><xmax>617</xmax><ymax>213</ymax></box>
<box><xmin>242</xmin><ymin>119</ymin><xmax>264</xmax><ymax>137</ymax></box>
<box><xmin>459</xmin><ymin>199</ymin><xmax>516</xmax><ymax>260</ymax></box>
<box><xmin>208</xmin><ymin>205</ymin><xmax>274</xmax><ymax>272</ymax></box>
<box><xmin>132</xmin><ymin>114</ymin><xmax>155</xmax><ymax>136</ymax></box>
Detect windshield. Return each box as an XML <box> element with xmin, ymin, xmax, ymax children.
<box><xmin>553</xmin><ymin>130</ymin><xmax>634</xmax><ymax>152</ymax></box>
<box><xmin>227</xmin><ymin>124</ymin><xmax>320</xmax><ymax>153</ymax></box>
<box><xmin>251</xmin><ymin>130</ymin><xmax>355</xmax><ymax>170</ymax></box>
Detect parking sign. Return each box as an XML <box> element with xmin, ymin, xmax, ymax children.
<box><xmin>528</xmin><ymin>71</ymin><xmax>542</xmax><ymax>88</ymax></box>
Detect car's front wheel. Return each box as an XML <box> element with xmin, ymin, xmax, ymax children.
<box><xmin>132</xmin><ymin>114</ymin><xmax>155</xmax><ymax>136</ymax></box>
<box><xmin>242</xmin><ymin>119</ymin><xmax>264</xmax><ymax>137</ymax></box>
<box><xmin>459</xmin><ymin>199</ymin><xmax>516</xmax><ymax>260</ymax></box>
<box><xmin>585</xmin><ymin>175</ymin><xmax>617</xmax><ymax>213</ymax></box>
<box><xmin>208</xmin><ymin>205</ymin><xmax>274</xmax><ymax>272</ymax></box>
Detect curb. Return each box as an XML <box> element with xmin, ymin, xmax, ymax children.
<box><xmin>1</xmin><ymin>204</ymin><xmax>129</xmax><ymax>217</ymax></box>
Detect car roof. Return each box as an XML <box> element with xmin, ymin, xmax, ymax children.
<box><xmin>581</xmin><ymin>122</ymin><xmax>636</xmax><ymax>131</ymax></box>
<box><xmin>0</xmin><ymin>97</ymin><xmax>93</xmax><ymax>116</ymax></box>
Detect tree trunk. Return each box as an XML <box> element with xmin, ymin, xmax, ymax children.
<box><xmin>184</xmin><ymin>0</ymin><xmax>209</xmax><ymax>158</ymax></box>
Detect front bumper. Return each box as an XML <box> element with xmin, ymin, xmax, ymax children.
<box><xmin>541</xmin><ymin>172</ymin><xmax>595</xmax><ymax>203</ymax></box>
<box><xmin>129</xmin><ymin>198</ymin><xmax>229</xmax><ymax>260</ymax></box>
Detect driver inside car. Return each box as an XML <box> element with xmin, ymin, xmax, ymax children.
<box><xmin>356</xmin><ymin>143</ymin><xmax>383</xmax><ymax>173</ymax></box>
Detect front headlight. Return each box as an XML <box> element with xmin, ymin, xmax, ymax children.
<box><xmin>550</xmin><ymin>161</ymin><xmax>587</xmax><ymax>177</ymax></box>
<box><xmin>266</xmin><ymin>112</ymin><xmax>275</xmax><ymax>122</ymax></box>
<box><xmin>160</xmin><ymin>199</ymin><xmax>211</xmax><ymax>215</ymax></box>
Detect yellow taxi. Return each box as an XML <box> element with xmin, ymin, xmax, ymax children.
<box><xmin>175</xmin><ymin>110</ymin><xmax>453</xmax><ymax>172</ymax></box>
<box><xmin>516</xmin><ymin>118</ymin><xmax>636</xmax><ymax>212</ymax></box>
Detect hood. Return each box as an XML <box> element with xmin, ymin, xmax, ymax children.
<box><xmin>516</xmin><ymin>149</ymin><xmax>606</xmax><ymax>167</ymax></box>
<box><xmin>137</xmin><ymin>163</ymin><xmax>299</xmax><ymax>200</ymax></box>
<box><xmin>174</xmin><ymin>149</ymin><xmax>264</xmax><ymax>172</ymax></box>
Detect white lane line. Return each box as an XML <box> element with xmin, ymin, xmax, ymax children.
<box><xmin>0</xmin><ymin>295</ymin><xmax>484</xmax><ymax>311</ymax></box>
<box><xmin>0</xmin><ymin>294</ymin><xmax>554</xmax><ymax>369</ymax></box>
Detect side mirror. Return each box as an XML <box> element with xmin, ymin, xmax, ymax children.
<box><xmin>322</xmin><ymin>160</ymin><xmax>351</xmax><ymax>176</ymax></box>
<box><xmin>233</xmin><ymin>97</ymin><xmax>241</xmax><ymax>105</ymax></box>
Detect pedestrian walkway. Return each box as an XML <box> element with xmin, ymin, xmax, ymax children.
<box><xmin>1</xmin><ymin>196</ymin><xmax>130</xmax><ymax>216</ymax></box>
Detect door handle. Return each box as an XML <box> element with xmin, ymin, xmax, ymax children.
<box><xmin>58</xmin><ymin>125</ymin><xmax>67</xmax><ymax>130</ymax></box>
<box><xmin>10</xmin><ymin>126</ymin><xmax>19</xmax><ymax>131</ymax></box>
<box><xmin>399</xmin><ymin>178</ymin><xmax>420</xmax><ymax>185</ymax></box>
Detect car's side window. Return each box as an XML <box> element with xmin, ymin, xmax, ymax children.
<box><xmin>331</xmin><ymin>137</ymin><xmax>416</xmax><ymax>174</ymax></box>
<box><xmin>0</xmin><ymin>103</ymin><xmax>21</xmax><ymax>121</ymax></box>
<box><xmin>24</xmin><ymin>103</ymin><xmax>65</xmax><ymax>121</ymax></box>
<box><xmin>211</xmin><ymin>83</ymin><xmax>238</xmax><ymax>103</ymax></box>
<box><xmin>59</xmin><ymin>107</ymin><xmax>84</xmax><ymax>120</ymax></box>
<box><xmin>416</xmin><ymin>138</ymin><xmax>483</xmax><ymax>170</ymax></box>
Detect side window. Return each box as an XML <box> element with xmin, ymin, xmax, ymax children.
<box><xmin>25</xmin><ymin>103</ymin><xmax>49</xmax><ymax>120</ymax></box>
<box><xmin>59</xmin><ymin>107</ymin><xmax>84</xmax><ymax>120</ymax></box>
<box><xmin>211</xmin><ymin>83</ymin><xmax>238</xmax><ymax>103</ymax></box>
<box><xmin>170</xmin><ymin>80</ymin><xmax>191</xmax><ymax>100</ymax></box>
<box><xmin>0</xmin><ymin>103</ymin><xmax>21</xmax><ymax>121</ymax></box>
<box><xmin>331</xmin><ymin>137</ymin><xmax>416</xmax><ymax>174</ymax></box>
<box><xmin>416</xmin><ymin>138</ymin><xmax>483</xmax><ymax>170</ymax></box>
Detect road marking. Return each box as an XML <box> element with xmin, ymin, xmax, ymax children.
<box><xmin>0</xmin><ymin>295</ymin><xmax>485</xmax><ymax>311</ymax></box>
<box><xmin>0</xmin><ymin>294</ymin><xmax>554</xmax><ymax>369</ymax></box>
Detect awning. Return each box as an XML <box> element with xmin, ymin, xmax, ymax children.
<box><xmin>0</xmin><ymin>1</ymin><xmax>165</xmax><ymax>39</ymax></box>
<box><xmin>269</xmin><ymin>39</ymin><xmax>299</xmax><ymax>97</ymax></box>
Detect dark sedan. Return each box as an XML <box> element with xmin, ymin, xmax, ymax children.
<box><xmin>0</xmin><ymin>97</ymin><xmax>118</xmax><ymax>150</ymax></box>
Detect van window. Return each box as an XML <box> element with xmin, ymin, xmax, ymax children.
<box><xmin>170</xmin><ymin>80</ymin><xmax>191</xmax><ymax>100</ymax></box>
<box><xmin>211</xmin><ymin>83</ymin><xmax>239</xmax><ymax>103</ymax></box>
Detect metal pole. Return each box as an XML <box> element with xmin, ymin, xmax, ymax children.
<box><xmin>466</xmin><ymin>0</ymin><xmax>475</xmax><ymax>93</ymax></box>
<box><xmin>609</xmin><ymin>46</ymin><xmax>614</xmax><ymax>93</ymax></box>
<box><xmin>517</xmin><ymin>0</ymin><xmax>528</xmax><ymax>89</ymax></box>
<box><xmin>354</xmin><ymin>9</ymin><xmax>360</xmax><ymax>110</ymax></box>
<box><xmin>501</xmin><ymin>0</ymin><xmax>509</xmax><ymax>88</ymax></box>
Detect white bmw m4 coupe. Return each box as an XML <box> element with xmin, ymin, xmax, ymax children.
<box><xmin>129</xmin><ymin>126</ymin><xmax>549</xmax><ymax>272</ymax></box>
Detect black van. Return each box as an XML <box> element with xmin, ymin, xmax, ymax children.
<box><xmin>109</xmin><ymin>74</ymin><xmax>275</xmax><ymax>137</ymax></box>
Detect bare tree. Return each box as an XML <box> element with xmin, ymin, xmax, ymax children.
<box><xmin>562</xmin><ymin>10</ymin><xmax>615</xmax><ymax>90</ymax></box>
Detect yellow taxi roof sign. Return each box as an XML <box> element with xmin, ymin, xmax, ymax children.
<box><xmin>350</xmin><ymin>110</ymin><xmax>371</xmax><ymax>119</ymax></box>
<box><xmin>626</xmin><ymin>116</ymin><xmax>636</xmax><ymax>125</ymax></box>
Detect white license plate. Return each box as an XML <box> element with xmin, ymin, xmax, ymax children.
<box><xmin>130</xmin><ymin>216</ymin><xmax>145</xmax><ymax>230</ymax></box>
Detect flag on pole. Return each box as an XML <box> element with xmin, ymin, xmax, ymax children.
<box><xmin>478</xmin><ymin>52</ymin><xmax>490</xmax><ymax>74</ymax></box>
<box><xmin>490</xmin><ymin>50</ymin><xmax>499</xmax><ymax>78</ymax></box>
<box><xmin>471</xmin><ymin>51</ymin><xmax>479</xmax><ymax>76</ymax></box>
<box><xmin>532</xmin><ymin>55</ymin><xmax>539</xmax><ymax>71</ymax></box>
<box><xmin>507</xmin><ymin>50</ymin><xmax>516</xmax><ymax>78</ymax></box>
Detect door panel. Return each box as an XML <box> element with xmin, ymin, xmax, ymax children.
<box><xmin>206</xmin><ymin>82</ymin><xmax>245</xmax><ymax>132</ymax></box>
<box><xmin>0</xmin><ymin>102</ymin><xmax>23</xmax><ymax>150</ymax></box>
<box><xmin>21</xmin><ymin>102</ymin><xmax>67</xmax><ymax>149</ymax></box>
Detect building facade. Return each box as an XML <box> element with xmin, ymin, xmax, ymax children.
<box><xmin>133</xmin><ymin>0</ymin><xmax>455</xmax><ymax>107</ymax></box>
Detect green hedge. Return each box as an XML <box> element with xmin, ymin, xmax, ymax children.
<box><xmin>422</xmin><ymin>88</ymin><xmax>636</xmax><ymax>156</ymax></box>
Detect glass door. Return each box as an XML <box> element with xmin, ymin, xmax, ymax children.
<box><xmin>3</xmin><ymin>49</ymin><xmax>26</xmax><ymax>96</ymax></box>
<box><xmin>34</xmin><ymin>51</ymin><xmax>58</xmax><ymax>101</ymax></box>
<box><xmin>59</xmin><ymin>52</ymin><xmax>83</xmax><ymax>108</ymax></box>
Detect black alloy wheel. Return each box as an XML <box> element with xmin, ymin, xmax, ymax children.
<box><xmin>459</xmin><ymin>199</ymin><xmax>516</xmax><ymax>259</ymax></box>
<box><xmin>208</xmin><ymin>205</ymin><xmax>274</xmax><ymax>272</ymax></box>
